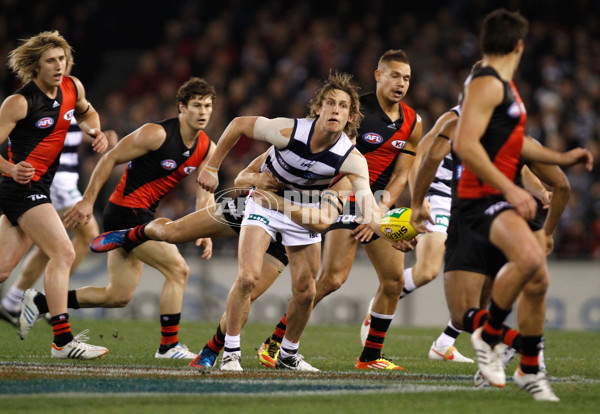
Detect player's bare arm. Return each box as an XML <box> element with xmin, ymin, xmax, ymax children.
<box><xmin>408</xmin><ymin>111</ymin><xmax>457</xmax><ymax>195</ymax></box>
<box><xmin>70</xmin><ymin>76</ymin><xmax>108</xmax><ymax>153</ymax></box>
<box><xmin>252</xmin><ymin>176</ymin><xmax>350</xmax><ymax>233</ymax></box>
<box><xmin>455</xmin><ymin>75</ymin><xmax>537</xmax><ymax>220</ymax></box>
<box><xmin>0</xmin><ymin>94</ymin><xmax>34</xmax><ymax>183</ymax></box>
<box><xmin>410</xmin><ymin>118</ymin><xmax>456</xmax><ymax>233</ymax></box>
<box><xmin>194</xmin><ymin>141</ymin><xmax>217</xmax><ymax>258</ymax></box>
<box><xmin>198</xmin><ymin>116</ymin><xmax>294</xmax><ymax>193</ymax></box>
<box><xmin>64</xmin><ymin>123</ymin><xmax>166</xmax><ymax>228</ymax></box>
<box><xmin>381</xmin><ymin>114</ymin><xmax>422</xmax><ymax>210</ymax></box>
<box><xmin>527</xmin><ymin>160</ymin><xmax>571</xmax><ymax>254</ymax></box>
<box><xmin>233</xmin><ymin>149</ymin><xmax>284</xmax><ymax>192</ymax></box>
<box><xmin>520</xmin><ymin>136</ymin><xmax>593</xmax><ymax>171</ymax></box>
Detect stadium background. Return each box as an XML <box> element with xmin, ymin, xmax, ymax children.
<box><xmin>0</xmin><ymin>0</ymin><xmax>598</xmax><ymax>328</ymax></box>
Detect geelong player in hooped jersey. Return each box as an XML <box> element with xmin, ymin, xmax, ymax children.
<box><xmin>196</xmin><ymin>72</ymin><xmax>394</xmax><ymax>372</ymax></box>
<box><xmin>24</xmin><ymin>77</ymin><xmax>217</xmax><ymax>360</ymax></box>
<box><xmin>0</xmin><ymin>31</ymin><xmax>108</xmax><ymax>359</ymax></box>
<box><xmin>256</xmin><ymin>50</ymin><xmax>421</xmax><ymax>372</ymax></box>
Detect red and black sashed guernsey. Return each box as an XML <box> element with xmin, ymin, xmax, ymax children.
<box><xmin>5</xmin><ymin>77</ymin><xmax>77</xmax><ymax>189</ymax></box>
<box><xmin>109</xmin><ymin>118</ymin><xmax>210</xmax><ymax>211</ymax></box>
<box><xmin>355</xmin><ymin>93</ymin><xmax>417</xmax><ymax>193</ymax></box>
<box><xmin>457</xmin><ymin>66</ymin><xmax>527</xmax><ymax>199</ymax></box>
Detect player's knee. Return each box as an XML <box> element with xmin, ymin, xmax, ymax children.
<box><xmin>317</xmin><ymin>271</ymin><xmax>346</xmax><ymax>295</ymax></box>
<box><xmin>235</xmin><ymin>270</ymin><xmax>258</xmax><ymax>295</ymax></box>
<box><xmin>106</xmin><ymin>290</ymin><xmax>134</xmax><ymax>308</ymax></box>
<box><xmin>166</xmin><ymin>259</ymin><xmax>190</xmax><ymax>285</ymax></box>
<box><xmin>381</xmin><ymin>273</ymin><xmax>404</xmax><ymax>297</ymax></box>
<box><xmin>516</xmin><ymin>246</ymin><xmax>544</xmax><ymax>278</ymax></box>
<box><xmin>292</xmin><ymin>282</ymin><xmax>316</xmax><ymax>307</ymax></box>
<box><xmin>418</xmin><ymin>266</ymin><xmax>440</xmax><ymax>284</ymax></box>
<box><xmin>522</xmin><ymin>271</ymin><xmax>550</xmax><ymax>298</ymax></box>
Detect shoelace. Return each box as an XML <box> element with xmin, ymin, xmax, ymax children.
<box><xmin>73</xmin><ymin>329</ymin><xmax>91</xmax><ymax>343</ymax></box>
<box><xmin>266</xmin><ymin>340</ymin><xmax>280</xmax><ymax>358</ymax></box>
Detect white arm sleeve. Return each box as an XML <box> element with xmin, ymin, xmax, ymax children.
<box><xmin>253</xmin><ymin>117</ymin><xmax>295</xmax><ymax>148</ymax></box>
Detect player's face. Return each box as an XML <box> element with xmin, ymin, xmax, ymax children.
<box><xmin>182</xmin><ymin>95</ymin><xmax>214</xmax><ymax>131</ymax></box>
<box><xmin>35</xmin><ymin>47</ymin><xmax>67</xmax><ymax>88</ymax></box>
<box><xmin>317</xmin><ymin>89</ymin><xmax>352</xmax><ymax>134</ymax></box>
<box><xmin>375</xmin><ymin>61</ymin><xmax>411</xmax><ymax>104</ymax></box>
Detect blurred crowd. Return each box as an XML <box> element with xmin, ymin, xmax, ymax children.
<box><xmin>1</xmin><ymin>0</ymin><xmax>599</xmax><ymax>259</ymax></box>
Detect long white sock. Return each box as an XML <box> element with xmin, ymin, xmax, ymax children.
<box><xmin>223</xmin><ymin>334</ymin><xmax>241</xmax><ymax>358</ymax></box>
<box><xmin>400</xmin><ymin>268</ymin><xmax>416</xmax><ymax>298</ymax></box>
<box><xmin>1</xmin><ymin>286</ymin><xmax>25</xmax><ymax>313</ymax></box>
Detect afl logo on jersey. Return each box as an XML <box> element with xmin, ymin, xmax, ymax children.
<box><xmin>35</xmin><ymin>117</ymin><xmax>54</xmax><ymax>129</ymax></box>
<box><xmin>183</xmin><ymin>166</ymin><xmax>197</xmax><ymax>175</ymax></box>
<box><xmin>63</xmin><ymin>109</ymin><xmax>74</xmax><ymax>121</ymax></box>
<box><xmin>161</xmin><ymin>159</ymin><xmax>177</xmax><ymax>170</ymax></box>
<box><xmin>363</xmin><ymin>133</ymin><xmax>383</xmax><ymax>144</ymax></box>
<box><xmin>507</xmin><ymin>102</ymin><xmax>522</xmax><ymax>118</ymax></box>
<box><xmin>390</xmin><ymin>140</ymin><xmax>406</xmax><ymax>149</ymax></box>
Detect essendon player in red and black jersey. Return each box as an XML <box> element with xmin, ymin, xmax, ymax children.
<box><xmin>48</xmin><ymin>77</ymin><xmax>216</xmax><ymax>359</ymax></box>
<box><xmin>0</xmin><ymin>31</ymin><xmax>108</xmax><ymax>359</ymax></box>
<box><xmin>454</xmin><ymin>9</ymin><xmax>560</xmax><ymax>398</ymax></box>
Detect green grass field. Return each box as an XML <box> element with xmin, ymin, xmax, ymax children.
<box><xmin>1</xmin><ymin>319</ymin><xmax>598</xmax><ymax>414</ymax></box>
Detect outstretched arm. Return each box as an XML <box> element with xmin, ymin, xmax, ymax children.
<box><xmin>252</xmin><ymin>176</ymin><xmax>351</xmax><ymax>233</ymax></box>
<box><xmin>64</xmin><ymin>123</ymin><xmax>166</xmax><ymax>228</ymax></box>
<box><xmin>197</xmin><ymin>116</ymin><xmax>294</xmax><ymax>192</ymax></box>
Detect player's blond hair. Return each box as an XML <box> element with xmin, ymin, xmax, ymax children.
<box><xmin>7</xmin><ymin>31</ymin><xmax>73</xmax><ymax>83</ymax></box>
<box><xmin>308</xmin><ymin>71</ymin><xmax>363</xmax><ymax>138</ymax></box>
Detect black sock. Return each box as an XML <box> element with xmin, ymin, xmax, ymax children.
<box><xmin>67</xmin><ymin>290</ymin><xmax>80</xmax><ymax>309</ymax></box>
<box><xmin>33</xmin><ymin>292</ymin><xmax>49</xmax><ymax>314</ymax></box>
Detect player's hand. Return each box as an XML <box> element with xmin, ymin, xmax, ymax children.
<box><xmin>196</xmin><ymin>237</ymin><xmax>213</xmax><ymax>260</ymax></box>
<box><xmin>89</xmin><ymin>129</ymin><xmax>109</xmax><ymax>153</ymax></box>
<box><xmin>254</xmin><ymin>171</ymin><xmax>285</xmax><ymax>192</ymax></box>
<box><xmin>410</xmin><ymin>202</ymin><xmax>434</xmax><ymax>234</ymax></box>
<box><xmin>504</xmin><ymin>184</ymin><xmax>537</xmax><ymax>221</ymax></box>
<box><xmin>11</xmin><ymin>161</ymin><xmax>35</xmax><ymax>184</ymax></box>
<box><xmin>351</xmin><ymin>223</ymin><xmax>374</xmax><ymax>243</ymax></box>
<box><xmin>563</xmin><ymin>147</ymin><xmax>594</xmax><ymax>171</ymax></box>
<box><xmin>391</xmin><ymin>237</ymin><xmax>418</xmax><ymax>252</ymax></box>
<box><xmin>198</xmin><ymin>168</ymin><xmax>218</xmax><ymax>193</ymax></box>
<box><xmin>64</xmin><ymin>199</ymin><xmax>94</xmax><ymax>228</ymax></box>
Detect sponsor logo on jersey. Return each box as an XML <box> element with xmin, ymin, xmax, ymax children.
<box><xmin>455</xmin><ymin>164</ymin><xmax>463</xmax><ymax>180</ymax></box>
<box><xmin>63</xmin><ymin>109</ymin><xmax>74</xmax><ymax>121</ymax></box>
<box><xmin>183</xmin><ymin>166</ymin><xmax>197</xmax><ymax>175</ymax></box>
<box><xmin>52</xmin><ymin>100</ymin><xmax>60</xmax><ymax>108</ymax></box>
<box><xmin>507</xmin><ymin>102</ymin><xmax>522</xmax><ymax>118</ymax></box>
<box><xmin>363</xmin><ymin>132</ymin><xmax>383</xmax><ymax>144</ymax></box>
<box><xmin>27</xmin><ymin>194</ymin><xmax>48</xmax><ymax>201</ymax></box>
<box><xmin>35</xmin><ymin>117</ymin><xmax>54</xmax><ymax>129</ymax></box>
<box><xmin>387</xmin><ymin>123</ymin><xmax>397</xmax><ymax>130</ymax></box>
<box><xmin>182</xmin><ymin>150</ymin><xmax>190</xmax><ymax>157</ymax></box>
<box><xmin>161</xmin><ymin>159</ymin><xmax>177</xmax><ymax>170</ymax></box>
<box><xmin>300</xmin><ymin>160</ymin><xmax>316</xmax><ymax>168</ymax></box>
<box><xmin>248</xmin><ymin>214</ymin><xmax>269</xmax><ymax>225</ymax></box>
<box><xmin>485</xmin><ymin>201</ymin><xmax>512</xmax><ymax>216</ymax></box>
<box><xmin>390</xmin><ymin>140</ymin><xmax>406</xmax><ymax>149</ymax></box>
<box><xmin>435</xmin><ymin>215</ymin><xmax>450</xmax><ymax>227</ymax></box>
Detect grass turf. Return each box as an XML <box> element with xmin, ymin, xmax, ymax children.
<box><xmin>0</xmin><ymin>319</ymin><xmax>598</xmax><ymax>413</ymax></box>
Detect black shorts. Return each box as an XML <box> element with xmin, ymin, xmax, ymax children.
<box><xmin>454</xmin><ymin>195</ymin><xmax>514</xmax><ymax>239</ymax></box>
<box><xmin>444</xmin><ymin>214</ymin><xmax>507</xmax><ymax>277</ymax></box>
<box><xmin>103</xmin><ymin>202</ymin><xmax>154</xmax><ymax>252</ymax></box>
<box><xmin>322</xmin><ymin>199</ymin><xmax>379</xmax><ymax>244</ymax></box>
<box><xmin>221</xmin><ymin>196</ymin><xmax>289</xmax><ymax>267</ymax></box>
<box><xmin>0</xmin><ymin>178</ymin><xmax>52</xmax><ymax>226</ymax></box>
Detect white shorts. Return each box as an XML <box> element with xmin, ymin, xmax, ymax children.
<box><xmin>242</xmin><ymin>198</ymin><xmax>321</xmax><ymax>246</ymax></box>
<box><xmin>424</xmin><ymin>194</ymin><xmax>451</xmax><ymax>235</ymax></box>
<box><xmin>50</xmin><ymin>172</ymin><xmax>83</xmax><ymax>211</ymax></box>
